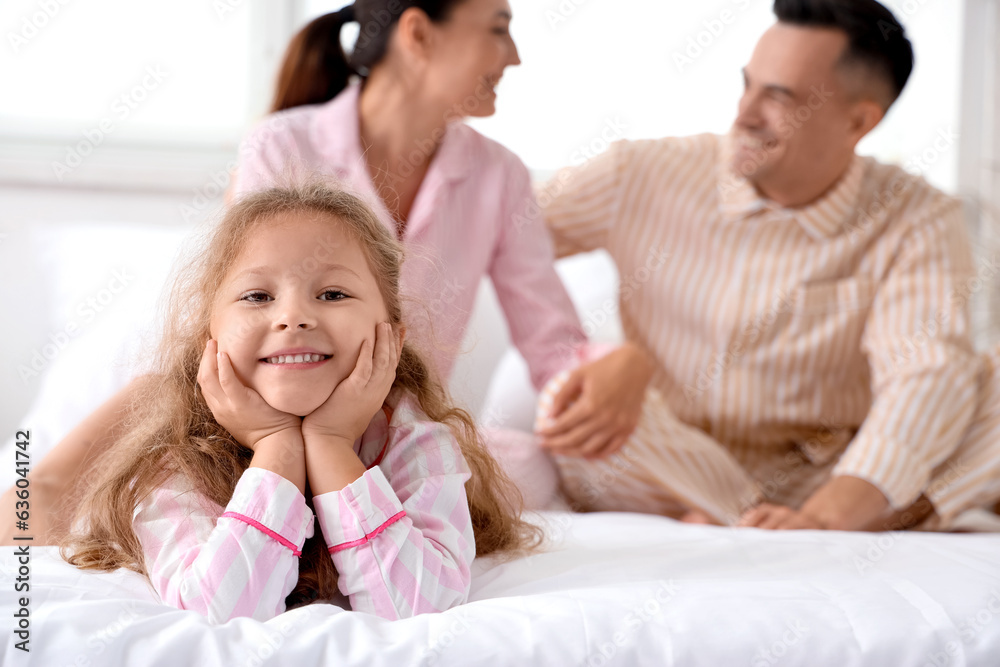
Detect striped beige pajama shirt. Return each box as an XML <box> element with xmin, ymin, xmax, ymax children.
<box><xmin>537</xmin><ymin>133</ymin><xmax>1000</xmax><ymax>526</ymax></box>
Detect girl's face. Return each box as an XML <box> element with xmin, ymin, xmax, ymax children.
<box><xmin>422</xmin><ymin>0</ymin><xmax>520</xmax><ymax>118</ymax></box>
<box><xmin>210</xmin><ymin>212</ymin><xmax>391</xmax><ymax>416</ymax></box>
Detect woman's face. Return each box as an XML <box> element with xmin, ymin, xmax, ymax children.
<box><xmin>422</xmin><ymin>0</ymin><xmax>521</xmax><ymax>118</ymax></box>
<box><xmin>209</xmin><ymin>211</ymin><xmax>392</xmax><ymax>416</ymax></box>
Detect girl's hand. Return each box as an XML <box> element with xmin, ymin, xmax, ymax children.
<box><xmin>197</xmin><ymin>339</ymin><xmax>301</xmax><ymax>451</ymax></box>
<box><xmin>301</xmin><ymin>322</ymin><xmax>400</xmax><ymax>445</ymax></box>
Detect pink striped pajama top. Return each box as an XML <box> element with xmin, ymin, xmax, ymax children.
<box><xmin>132</xmin><ymin>392</ymin><xmax>474</xmax><ymax>623</ymax></box>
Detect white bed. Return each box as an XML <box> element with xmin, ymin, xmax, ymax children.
<box><xmin>2</xmin><ymin>221</ymin><xmax>999</xmax><ymax>666</ymax></box>
<box><xmin>3</xmin><ymin>514</ymin><xmax>1000</xmax><ymax>666</ymax></box>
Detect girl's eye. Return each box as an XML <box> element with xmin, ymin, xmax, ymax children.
<box><xmin>239</xmin><ymin>291</ymin><xmax>271</xmax><ymax>304</ymax></box>
<box><xmin>319</xmin><ymin>290</ymin><xmax>348</xmax><ymax>301</ymax></box>
<box><xmin>492</xmin><ymin>26</ymin><xmax>509</xmax><ymax>36</ymax></box>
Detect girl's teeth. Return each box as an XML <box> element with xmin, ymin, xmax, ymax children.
<box><xmin>266</xmin><ymin>354</ymin><xmax>325</xmax><ymax>364</ymax></box>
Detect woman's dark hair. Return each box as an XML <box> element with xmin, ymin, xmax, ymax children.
<box><xmin>772</xmin><ymin>0</ymin><xmax>914</xmax><ymax>109</ymax></box>
<box><xmin>271</xmin><ymin>1</ymin><xmax>465</xmax><ymax>113</ymax></box>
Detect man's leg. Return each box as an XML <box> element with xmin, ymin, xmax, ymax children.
<box><xmin>550</xmin><ymin>386</ymin><xmax>760</xmax><ymax>525</ymax></box>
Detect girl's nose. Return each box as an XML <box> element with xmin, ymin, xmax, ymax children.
<box><xmin>273</xmin><ymin>300</ymin><xmax>317</xmax><ymax>331</ymax></box>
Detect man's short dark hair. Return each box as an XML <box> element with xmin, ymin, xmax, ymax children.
<box><xmin>773</xmin><ymin>0</ymin><xmax>914</xmax><ymax>109</ymax></box>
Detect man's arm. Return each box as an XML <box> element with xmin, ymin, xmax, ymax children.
<box><xmin>747</xmin><ymin>198</ymin><xmax>981</xmax><ymax>531</ymax></box>
<box><xmin>536</xmin><ymin>141</ymin><xmax>623</xmax><ymax>259</ymax></box>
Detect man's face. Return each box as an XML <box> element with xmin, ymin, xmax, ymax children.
<box><xmin>731</xmin><ymin>23</ymin><xmax>859</xmax><ymax>195</ymax></box>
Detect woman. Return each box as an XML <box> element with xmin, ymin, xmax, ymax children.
<box><xmin>234</xmin><ymin>0</ymin><xmax>583</xmax><ymax>386</ymax></box>
<box><xmin>2</xmin><ymin>0</ymin><xmax>653</xmax><ymax>545</ymax></box>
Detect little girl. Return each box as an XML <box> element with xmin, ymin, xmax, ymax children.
<box><xmin>62</xmin><ymin>184</ymin><xmax>537</xmax><ymax>623</ymax></box>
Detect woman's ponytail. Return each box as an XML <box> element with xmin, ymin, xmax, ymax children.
<box><xmin>270</xmin><ymin>1</ymin><xmax>465</xmax><ymax>114</ymax></box>
<box><xmin>270</xmin><ymin>5</ymin><xmax>357</xmax><ymax>113</ymax></box>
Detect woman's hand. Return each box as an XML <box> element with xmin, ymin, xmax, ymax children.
<box><xmin>537</xmin><ymin>342</ymin><xmax>655</xmax><ymax>459</ymax></box>
<box><xmin>197</xmin><ymin>339</ymin><xmax>301</xmax><ymax>450</ymax></box>
<box><xmin>301</xmin><ymin>322</ymin><xmax>401</xmax><ymax>445</ymax></box>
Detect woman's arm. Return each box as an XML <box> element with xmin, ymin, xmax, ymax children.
<box><xmin>490</xmin><ymin>160</ymin><xmax>588</xmax><ymax>391</ymax></box>
<box><xmin>0</xmin><ymin>378</ymin><xmax>142</xmax><ymax>546</ymax></box>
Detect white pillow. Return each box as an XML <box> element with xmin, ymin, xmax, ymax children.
<box><xmin>0</xmin><ymin>222</ymin><xmax>194</xmax><ymax>488</ymax></box>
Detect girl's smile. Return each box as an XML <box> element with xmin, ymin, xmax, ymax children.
<box><xmin>261</xmin><ymin>347</ymin><xmax>333</xmax><ymax>367</ymax></box>
<box><xmin>210</xmin><ymin>211</ymin><xmax>392</xmax><ymax>416</ymax></box>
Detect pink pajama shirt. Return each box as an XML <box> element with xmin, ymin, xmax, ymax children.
<box><xmin>133</xmin><ymin>393</ymin><xmax>475</xmax><ymax>623</ymax></box>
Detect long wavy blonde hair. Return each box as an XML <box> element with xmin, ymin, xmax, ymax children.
<box><xmin>62</xmin><ymin>183</ymin><xmax>540</xmax><ymax>606</ymax></box>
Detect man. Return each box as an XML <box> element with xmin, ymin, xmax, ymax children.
<box><xmin>535</xmin><ymin>0</ymin><xmax>1000</xmax><ymax>531</ymax></box>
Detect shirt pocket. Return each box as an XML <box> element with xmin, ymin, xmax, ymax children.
<box><xmin>791</xmin><ymin>278</ymin><xmax>877</xmax><ymax>315</ymax></box>
<box><xmin>782</xmin><ymin>278</ymin><xmax>876</xmax><ymax>375</ymax></box>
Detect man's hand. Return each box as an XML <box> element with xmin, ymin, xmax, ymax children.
<box><xmin>197</xmin><ymin>339</ymin><xmax>301</xmax><ymax>450</ymax></box>
<box><xmin>537</xmin><ymin>342</ymin><xmax>654</xmax><ymax>459</ymax></box>
<box><xmin>737</xmin><ymin>503</ymin><xmax>828</xmax><ymax>530</ymax></box>
<box><xmin>738</xmin><ymin>476</ymin><xmax>900</xmax><ymax>531</ymax></box>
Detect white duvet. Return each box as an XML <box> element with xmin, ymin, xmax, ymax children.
<box><xmin>3</xmin><ymin>511</ymin><xmax>999</xmax><ymax>667</ymax></box>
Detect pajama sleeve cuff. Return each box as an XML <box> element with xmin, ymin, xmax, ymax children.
<box><xmin>831</xmin><ymin>434</ymin><xmax>932</xmax><ymax>510</ymax></box>
<box><xmin>312</xmin><ymin>467</ymin><xmax>406</xmax><ymax>553</ymax></box>
<box><xmin>221</xmin><ymin>467</ymin><xmax>313</xmax><ymax>556</ymax></box>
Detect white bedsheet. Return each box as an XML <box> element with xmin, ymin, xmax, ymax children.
<box><xmin>3</xmin><ymin>511</ymin><xmax>999</xmax><ymax>667</ymax></box>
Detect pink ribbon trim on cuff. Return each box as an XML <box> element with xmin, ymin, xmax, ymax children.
<box><xmin>328</xmin><ymin>510</ymin><xmax>407</xmax><ymax>554</ymax></box>
<box><xmin>221</xmin><ymin>511</ymin><xmax>303</xmax><ymax>557</ymax></box>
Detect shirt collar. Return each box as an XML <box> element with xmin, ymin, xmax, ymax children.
<box><xmin>717</xmin><ymin>133</ymin><xmax>866</xmax><ymax>241</ymax></box>
<box><xmin>312</xmin><ymin>82</ymin><xmax>473</xmax><ymax>184</ymax></box>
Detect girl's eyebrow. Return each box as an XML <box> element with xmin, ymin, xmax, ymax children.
<box><xmin>230</xmin><ymin>264</ymin><xmax>362</xmax><ymax>281</ymax></box>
